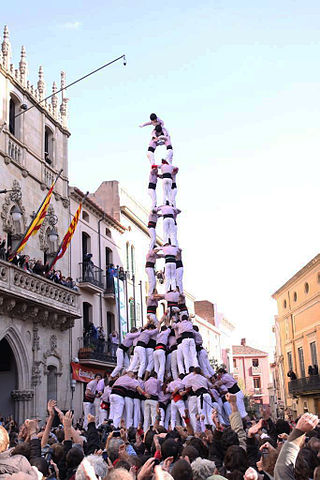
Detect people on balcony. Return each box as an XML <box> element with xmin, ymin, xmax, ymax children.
<box><xmin>287</xmin><ymin>369</ymin><xmax>297</xmax><ymax>380</ymax></box>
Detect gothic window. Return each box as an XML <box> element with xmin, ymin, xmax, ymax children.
<box><xmin>44</xmin><ymin>126</ymin><xmax>54</xmax><ymax>165</ymax></box>
<box><xmin>47</xmin><ymin>365</ymin><xmax>57</xmax><ymax>402</ymax></box>
<box><xmin>9</xmin><ymin>98</ymin><xmax>16</xmax><ymax>135</ymax></box>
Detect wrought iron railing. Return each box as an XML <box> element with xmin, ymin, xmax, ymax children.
<box><xmin>288</xmin><ymin>375</ymin><xmax>320</xmax><ymax>395</ymax></box>
<box><xmin>78</xmin><ymin>262</ymin><xmax>104</xmax><ymax>288</ymax></box>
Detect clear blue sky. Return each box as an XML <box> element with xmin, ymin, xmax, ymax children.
<box><xmin>3</xmin><ymin>0</ymin><xmax>320</xmax><ymax>354</ymax></box>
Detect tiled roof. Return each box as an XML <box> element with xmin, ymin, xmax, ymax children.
<box><xmin>232</xmin><ymin>345</ymin><xmax>268</xmax><ymax>356</ymax></box>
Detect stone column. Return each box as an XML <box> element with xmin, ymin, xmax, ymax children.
<box><xmin>11</xmin><ymin>390</ymin><xmax>34</xmax><ymax>423</ymax></box>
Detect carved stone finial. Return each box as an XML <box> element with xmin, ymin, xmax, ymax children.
<box><xmin>19</xmin><ymin>46</ymin><xmax>27</xmax><ymax>85</ymax></box>
<box><xmin>51</xmin><ymin>81</ymin><xmax>58</xmax><ymax>117</ymax></box>
<box><xmin>37</xmin><ymin>65</ymin><xmax>45</xmax><ymax>100</ymax></box>
<box><xmin>60</xmin><ymin>71</ymin><xmax>66</xmax><ymax>98</ymax></box>
<box><xmin>1</xmin><ymin>25</ymin><xmax>11</xmax><ymax>70</ymax></box>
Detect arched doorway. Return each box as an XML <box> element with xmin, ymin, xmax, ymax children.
<box><xmin>0</xmin><ymin>338</ymin><xmax>18</xmax><ymax>417</ymax></box>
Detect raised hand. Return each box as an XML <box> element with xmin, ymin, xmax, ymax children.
<box><xmin>296</xmin><ymin>412</ymin><xmax>319</xmax><ymax>433</ymax></box>
<box><xmin>248</xmin><ymin>418</ymin><xmax>263</xmax><ymax>438</ymax></box>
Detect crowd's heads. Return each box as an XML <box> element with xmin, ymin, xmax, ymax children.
<box><xmin>107</xmin><ymin>438</ymin><xmax>125</xmax><ymax>463</ymax></box>
<box><xmin>221</xmin><ymin>427</ymin><xmax>240</xmax><ymax>453</ymax></box>
<box><xmin>161</xmin><ymin>439</ymin><xmax>179</xmax><ymax>461</ymax></box>
<box><xmin>75</xmin><ymin>455</ymin><xmax>108</xmax><ymax>480</ymax></box>
<box><xmin>275</xmin><ymin>419</ymin><xmax>291</xmax><ymax>436</ymax></box>
<box><xmin>171</xmin><ymin>459</ymin><xmax>193</xmax><ymax>480</ymax></box>
<box><xmin>66</xmin><ymin>446</ymin><xmax>84</xmax><ymax>471</ymax></box>
<box><xmin>181</xmin><ymin>445</ymin><xmax>199</xmax><ymax>463</ymax></box>
<box><xmin>224</xmin><ymin>445</ymin><xmax>248</xmax><ymax>475</ymax></box>
<box><xmin>191</xmin><ymin>457</ymin><xmax>216</xmax><ymax>480</ymax></box>
<box><xmin>294</xmin><ymin>447</ymin><xmax>319</xmax><ymax>480</ymax></box>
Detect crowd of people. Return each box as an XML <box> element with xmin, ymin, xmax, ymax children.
<box><xmin>0</xmin><ymin>235</ymin><xmax>78</xmax><ymax>291</ymax></box>
<box><xmin>1</xmin><ymin>397</ymin><xmax>320</xmax><ymax>480</ymax></box>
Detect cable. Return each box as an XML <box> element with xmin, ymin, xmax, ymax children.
<box><xmin>15</xmin><ymin>54</ymin><xmax>126</xmax><ymax>119</ymax></box>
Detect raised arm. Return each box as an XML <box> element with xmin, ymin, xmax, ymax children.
<box><xmin>41</xmin><ymin>399</ymin><xmax>56</xmax><ymax>448</ymax></box>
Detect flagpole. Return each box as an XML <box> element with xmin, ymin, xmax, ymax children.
<box><xmin>9</xmin><ymin>168</ymin><xmax>63</xmax><ymax>260</ymax></box>
<box><xmin>48</xmin><ymin>190</ymin><xmax>89</xmax><ymax>270</ymax></box>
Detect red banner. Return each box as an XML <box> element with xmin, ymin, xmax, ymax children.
<box><xmin>71</xmin><ymin>362</ymin><xmax>106</xmax><ymax>383</ymax></box>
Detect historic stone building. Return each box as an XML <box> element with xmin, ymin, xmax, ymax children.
<box><xmin>0</xmin><ymin>25</ymin><xmax>80</xmax><ymax>421</ymax></box>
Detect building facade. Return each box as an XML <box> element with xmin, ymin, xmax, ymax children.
<box><xmin>0</xmin><ymin>26</ymin><xmax>81</xmax><ymax>422</ymax></box>
<box><xmin>232</xmin><ymin>339</ymin><xmax>270</xmax><ymax>406</ymax></box>
<box><xmin>273</xmin><ymin>254</ymin><xmax>320</xmax><ymax>417</ymax></box>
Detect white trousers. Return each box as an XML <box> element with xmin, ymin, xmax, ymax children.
<box><xmin>166</xmin><ymin>149</ymin><xmax>173</xmax><ymax>163</ymax></box>
<box><xmin>198</xmin><ymin>349</ymin><xmax>215</xmax><ymax>378</ymax></box>
<box><xmin>111</xmin><ymin>348</ymin><xmax>129</xmax><ymax>378</ymax></box>
<box><xmin>164</xmin><ymin>262</ymin><xmax>176</xmax><ymax>292</ymax></box>
<box><xmin>176</xmin><ymin>267</ymin><xmax>184</xmax><ymax>293</ymax></box>
<box><xmin>177</xmin><ymin>343</ymin><xmax>185</xmax><ymax>374</ymax></box>
<box><xmin>98</xmin><ymin>406</ymin><xmax>109</xmax><ymax>427</ymax></box>
<box><xmin>160</xmin><ymin>404</ymin><xmax>171</xmax><ymax>430</ymax></box>
<box><xmin>146</xmin><ymin>267</ymin><xmax>156</xmax><ymax>296</ymax></box>
<box><xmin>162</xmin><ymin>178</ymin><xmax>172</xmax><ymax>204</ymax></box>
<box><xmin>148</xmin><ymin>227</ymin><xmax>156</xmax><ymax>252</ymax></box>
<box><xmin>187</xmin><ymin>396</ymin><xmax>198</xmax><ymax>432</ymax></box>
<box><xmin>133</xmin><ymin>398</ymin><xmax>142</xmax><ymax>428</ymax></box>
<box><xmin>170</xmin><ymin>350</ymin><xmax>179</xmax><ymax>379</ymax></box>
<box><xmin>83</xmin><ymin>402</ymin><xmax>95</xmax><ymax>429</ymax></box>
<box><xmin>170</xmin><ymin>399</ymin><xmax>186</xmax><ymax>429</ymax></box>
<box><xmin>94</xmin><ymin>397</ymin><xmax>101</xmax><ymax>426</ymax></box>
<box><xmin>147</xmin><ymin>151</ymin><xmax>155</xmax><ymax>164</ymax></box>
<box><xmin>196</xmin><ymin>393</ymin><xmax>213</xmax><ymax>425</ymax></box>
<box><xmin>171</xmin><ymin>187</ymin><xmax>177</xmax><ymax>207</ymax></box>
<box><xmin>182</xmin><ymin>338</ymin><xmax>198</xmax><ymax>371</ymax></box>
<box><xmin>153</xmin><ymin>348</ymin><xmax>166</xmax><ymax>382</ymax></box>
<box><xmin>144</xmin><ymin>399</ymin><xmax>158</xmax><ymax>431</ymax></box>
<box><xmin>148</xmin><ymin>188</ymin><xmax>157</xmax><ymax>209</ymax></box>
<box><xmin>109</xmin><ymin>394</ymin><xmax>124</xmax><ymax>428</ymax></box>
<box><xmin>124</xmin><ymin>397</ymin><xmax>134</xmax><ymax>428</ymax></box>
<box><xmin>133</xmin><ymin>346</ymin><xmax>147</xmax><ymax>378</ymax></box>
<box><xmin>146</xmin><ymin>347</ymin><xmax>154</xmax><ymax>372</ymax></box>
<box><xmin>163</xmin><ymin>218</ymin><xmax>177</xmax><ymax>245</ymax></box>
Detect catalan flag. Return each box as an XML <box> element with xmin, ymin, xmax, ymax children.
<box><xmin>49</xmin><ymin>196</ymin><xmax>85</xmax><ymax>269</ymax></box>
<box><xmin>9</xmin><ymin>170</ymin><xmax>62</xmax><ymax>261</ymax></box>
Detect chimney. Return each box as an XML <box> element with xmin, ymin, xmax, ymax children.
<box><xmin>241</xmin><ymin>338</ymin><xmax>246</xmax><ymax>346</ymax></box>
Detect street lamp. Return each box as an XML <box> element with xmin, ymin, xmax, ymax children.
<box><xmin>48</xmin><ymin>227</ymin><xmax>58</xmax><ymax>244</ymax></box>
<box><xmin>11</xmin><ymin>204</ymin><xmax>22</xmax><ymax>222</ymax></box>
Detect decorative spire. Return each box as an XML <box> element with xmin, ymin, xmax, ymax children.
<box><xmin>60</xmin><ymin>71</ymin><xmax>68</xmax><ymax>127</ymax></box>
<box><xmin>1</xmin><ymin>25</ymin><xmax>11</xmax><ymax>69</ymax></box>
<box><xmin>60</xmin><ymin>71</ymin><xmax>66</xmax><ymax>99</ymax></box>
<box><xmin>51</xmin><ymin>81</ymin><xmax>58</xmax><ymax>118</ymax></box>
<box><xmin>19</xmin><ymin>46</ymin><xmax>27</xmax><ymax>85</ymax></box>
<box><xmin>37</xmin><ymin>65</ymin><xmax>45</xmax><ymax>100</ymax></box>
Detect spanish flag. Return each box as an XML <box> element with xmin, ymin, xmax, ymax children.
<box><xmin>49</xmin><ymin>193</ymin><xmax>87</xmax><ymax>269</ymax></box>
<box><xmin>9</xmin><ymin>170</ymin><xmax>62</xmax><ymax>260</ymax></box>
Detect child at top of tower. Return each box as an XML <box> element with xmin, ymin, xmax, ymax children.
<box><xmin>139</xmin><ymin>113</ymin><xmax>164</xmax><ymax>128</ymax></box>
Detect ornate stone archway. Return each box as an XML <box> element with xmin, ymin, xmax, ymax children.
<box><xmin>1</xmin><ymin>326</ymin><xmax>33</xmax><ymax>423</ymax></box>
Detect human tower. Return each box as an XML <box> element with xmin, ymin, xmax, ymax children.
<box><xmin>83</xmin><ymin>114</ymin><xmax>247</xmax><ymax>432</ymax></box>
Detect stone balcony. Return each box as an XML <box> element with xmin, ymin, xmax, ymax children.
<box><xmin>0</xmin><ymin>260</ymin><xmax>81</xmax><ymax>330</ymax></box>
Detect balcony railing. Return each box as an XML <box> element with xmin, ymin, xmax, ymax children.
<box><xmin>288</xmin><ymin>375</ymin><xmax>320</xmax><ymax>395</ymax></box>
<box><xmin>0</xmin><ymin>260</ymin><xmax>80</xmax><ymax>329</ymax></box>
<box><xmin>78</xmin><ymin>262</ymin><xmax>104</xmax><ymax>290</ymax></box>
<box><xmin>78</xmin><ymin>336</ymin><xmax>116</xmax><ymax>365</ymax></box>
<box><xmin>7</xmin><ymin>136</ymin><xmax>22</xmax><ymax>164</ymax></box>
